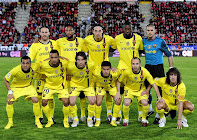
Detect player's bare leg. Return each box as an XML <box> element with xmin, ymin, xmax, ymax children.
<box><xmin>87</xmin><ymin>96</ymin><xmax>95</xmax><ymax>127</ymax></box>
<box><xmin>95</xmin><ymin>95</ymin><xmax>104</xmax><ymax>127</ymax></box>
<box><xmin>31</xmin><ymin>97</ymin><xmax>43</xmax><ymax>128</ymax></box>
<box><xmin>70</xmin><ymin>96</ymin><xmax>79</xmax><ymax>127</ymax></box>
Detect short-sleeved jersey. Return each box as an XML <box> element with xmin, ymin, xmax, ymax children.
<box><xmin>143</xmin><ymin>37</ymin><xmax>172</xmax><ymax>65</ymax></box>
<box><xmin>114</xmin><ymin>33</ymin><xmax>143</xmax><ymax>69</ymax></box>
<box><xmin>83</xmin><ymin>34</ymin><xmax>114</xmax><ymax>66</ymax></box>
<box><xmin>93</xmin><ymin>65</ymin><xmax>121</xmax><ymax>90</ymax></box>
<box><xmin>67</xmin><ymin>61</ymin><xmax>94</xmax><ymax>88</ymax></box>
<box><xmin>28</xmin><ymin>40</ymin><xmax>58</xmax><ymax>63</ymax></box>
<box><xmin>155</xmin><ymin>77</ymin><xmax>186</xmax><ymax>105</ymax></box>
<box><xmin>38</xmin><ymin>60</ymin><xmax>68</xmax><ymax>89</ymax></box>
<box><xmin>5</xmin><ymin>65</ymin><xmax>36</xmax><ymax>88</ymax></box>
<box><xmin>56</xmin><ymin>37</ymin><xmax>84</xmax><ymax>62</ymax></box>
<box><xmin>118</xmin><ymin>67</ymin><xmax>154</xmax><ymax>91</ymax></box>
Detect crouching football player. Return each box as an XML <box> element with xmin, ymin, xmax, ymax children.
<box><xmin>93</xmin><ymin>61</ymin><xmax>121</xmax><ymax>127</ymax></box>
<box><xmin>118</xmin><ymin>57</ymin><xmax>162</xmax><ymax>127</ymax></box>
<box><xmin>155</xmin><ymin>67</ymin><xmax>194</xmax><ymax>129</ymax></box>
<box><xmin>4</xmin><ymin>56</ymin><xmax>42</xmax><ymax>129</ymax></box>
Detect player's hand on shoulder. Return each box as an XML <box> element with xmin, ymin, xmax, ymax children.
<box><xmin>141</xmin><ymin>90</ymin><xmax>148</xmax><ymax>96</ymax></box>
<box><xmin>59</xmin><ymin>56</ymin><xmax>69</xmax><ymax>61</ymax></box>
<box><xmin>111</xmin><ymin>67</ymin><xmax>117</xmax><ymax>73</ymax></box>
<box><xmin>157</xmin><ymin>97</ymin><xmax>165</xmax><ymax>104</ymax></box>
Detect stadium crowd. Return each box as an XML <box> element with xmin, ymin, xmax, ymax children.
<box><xmin>0</xmin><ymin>2</ymin><xmax>20</xmax><ymax>46</ymax></box>
<box><xmin>90</xmin><ymin>2</ymin><xmax>144</xmax><ymax>37</ymax></box>
<box><xmin>151</xmin><ymin>2</ymin><xmax>197</xmax><ymax>45</ymax></box>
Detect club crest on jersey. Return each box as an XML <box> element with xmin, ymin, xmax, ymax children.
<box><xmin>104</xmin><ymin>79</ymin><xmax>107</xmax><ymax>82</ymax></box>
<box><xmin>70</xmin><ymin>43</ymin><xmax>73</xmax><ymax>47</ymax></box>
<box><xmin>126</xmin><ymin>42</ymin><xmax>130</xmax><ymax>46</ymax></box>
<box><xmin>169</xmin><ymin>89</ymin><xmax>173</xmax><ymax>93</ymax></box>
<box><xmin>55</xmin><ymin>70</ymin><xmax>58</xmax><ymax>74</ymax></box>
<box><xmin>148</xmin><ymin>45</ymin><xmax>151</xmax><ymax>49</ymax></box>
<box><xmin>153</xmin><ymin>44</ymin><xmax>157</xmax><ymax>48</ymax></box>
<box><xmin>98</xmin><ymin>89</ymin><xmax>101</xmax><ymax>93</ymax></box>
<box><xmin>135</xmin><ymin>77</ymin><xmax>138</xmax><ymax>80</ymax></box>
<box><xmin>80</xmin><ymin>72</ymin><xmax>83</xmax><ymax>75</ymax></box>
<box><xmin>45</xmin><ymin>47</ymin><xmax>48</xmax><ymax>51</ymax></box>
<box><xmin>125</xmin><ymin>90</ymin><xmax>128</xmax><ymax>96</ymax></box>
<box><xmin>26</xmin><ymin>75</ymin><xmax>29</xmax><ymax>78</ymax></box>
<box><xmin>97</xmin><ymin>45</ymin><xmax>100</xmax><ymax>49</ymax></box>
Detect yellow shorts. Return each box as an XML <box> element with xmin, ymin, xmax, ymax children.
<box><xmin>69</xmin><ymin>87</ymin><xmax>95</xmax><ymax>97</ymax></box>
<box><xmin>35</xmin><ymin>79</ymin><xmax>45</xmax><ymax>93</ymax></box>
<box><xmin>165</xmin><ymin>99</ymin><xmax>187</xmax><ymax>112</ymax></box>
<box><xmin>96</xmin><ymin>87</ymin><xmax>117</xmax><ymax>96</ymax></box>
<box><xmin>42</xmin><ymin>87</ymin><xmax>69</xmax><ymax>99</ymax></box>
<box><xmin>124</xmin><ymin>88</ymin><xmax>148</xmax><ymax>104</ymax></box>
<box><xmin>10</xmin><ymin>85</ymin><xmax>38</xmax><ymax>101</ymax></box>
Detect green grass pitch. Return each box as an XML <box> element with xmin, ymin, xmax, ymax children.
<box><xmin>0</xmin><ymin>57</ymin><xmax>197</xmax><ymax>140</ymax></box>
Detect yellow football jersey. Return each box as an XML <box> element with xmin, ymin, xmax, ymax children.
<box><xmin>67</xmin><ymin>61</ymin><xmax>94</xmax><ymax>88</ymax></box>
<box><xmin>114</xmin><ymin>33</ymin><xmax>143</xmax><ymax>69</ymax></box>
<box><xmin>28</xmin><ymin>40</ymin><xmax>58</xmax><ymax>80</ymax></box>
<box><xmin>29</xmin><ymin>40</ymin><xmax>58</xmax><ymax>63</ymax></box>
<box><xmin>83</xmin><ymin>34</ymin><xmax>115</xmax><ymax>66</ymax></box>
<box><xmin>155</xmin><ymin>77</ymin><xmax>186</xmax><ymax>105</ymax></box>
<box><xmin>57</xmin><ymin>37</ymin><xmax>85</xmax><ymax>62</ymax></box>
<box><xmin>38</xmin><ymin>60</ymin><xmax>68</xmax><ymax>89</ymax></box>
<box><xmin>118</xmin><ymin>67</ymin><xmax>154</xmax><ymax>91</ymax></box>
<box><xmin>93</xmin><ymin>65</ymin><xmax>121</xmax><ymax>90</ymax></box>
<box><xmin>5</xmin><ymin>64</ymin><xmax>36</xmax><ymax>88</ymax></box>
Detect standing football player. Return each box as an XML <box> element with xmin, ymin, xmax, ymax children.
<box><xmin>83</xmin><ymin>25</ymin><xmax>115</xmax><ymax>122</ymax></box>
<box><xmin>143</xmin><ymin>24</ymin><xmax>174</xmax><ymax>124</ymax></box>
<box><xmin>29</xmin><ymin>26</ymin><xmax>58</xmax><ymax>124</ymax></box>
<box><xmin>114</xmin><ymin>22</ymin><xmax>144</xmax><ymax>123</ymax></box>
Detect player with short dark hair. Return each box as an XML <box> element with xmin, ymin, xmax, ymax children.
<box><xmin>39</xmin><ymin>50</ymin><xmax>69</xmax><ymax>128</ymax></box>
<box><xmin>143</xmin><ymin>24</ymin><xmax>174</xmax><ymax>124</ymax></box>
<box><xmin>117</xmin><ymin>57</ymin><xmax>162</xmax><ymax>127</ymax></box>
<box><xmin>113</xmin><ymin>21</ymin><xmax>144</xmax><ymax>124</ymax></box>
<box><xmin>4</xmin><ymin>56</ymin><xmax>42</xmax><ymax>129</ymax></box>
<box><xmin>67</xmin><ymin>51</ymin><xmax>95</xmax><ymax>127</ymax></box>
<box><xmin>56</xmin><ymin>25</ymin><xmax>87</xmax><ymax>123</ymax></box>
<box><xmin>93</xmin><ymin>61</ymin><xmax>121</xmax><ymax>127</ymax></box>
<box><xmin>155</xmin><ymin>68</ymin><xmax>194</xmax><ymax>129</ymax></box>
<box><xmin>83</xmin><ymin>25</ymin><xmax>116</xmax><ymax>123</ymax></box>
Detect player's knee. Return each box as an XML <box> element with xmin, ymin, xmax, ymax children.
<box><xmin>42</xmin><ymin>100</ymin><xmax>48</xmax><ymax>106</ymax></box>
<box><xmin>124</xmin><ymin>100</ymin><xmax>131</xmax><ymax>106</ymax></box>
<box><xmin>142</xmin><ymin>100</ymin><xmax>148</xmax><ymax>106</ymax></box>
<box><xmin>96</xmin><ymin>100</ymin><xmax>102</xmax><ymax>106</ymax></box>
<box><xmin>115</xmin><ymin>99</ymin><xmax>121</xmax><ymax>105</ymax></box>
<box><xmin>69</xmin><ymin>101</ymin><xmax>75</xmax><ymax>106</ymax></box>
<box><xmin>187</xmin><ymin>104</ymin><xmax>194</xmax><ymax>111</ymax></box>
<box><xmin>89</xmin><ymin>99</ymin><xmax>95</xmax><ymax>105</ymax></box>
<box><xmin>32</xmin><ymin>97</ymin><xmax>38</xmax><ymax>103</ymax></box>
<box><xmin>157</xmin><ymin>103</ymin><xmax>164</xmax><ymax>110</ymax></box>
<box><xmin>62</xmin><ymin>98</ymin><xmax>69</xmax><ymax>107</ymax></box>
<box><xmin>7</xmin><ymin>101</ymin><xmax>13</xmax><ymax>105</ymax></box>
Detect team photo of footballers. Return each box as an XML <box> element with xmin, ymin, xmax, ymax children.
<box><xmin>0</xmin><ymin>0</ymin><xmax>196</xmax><ymax>139</ymax></box>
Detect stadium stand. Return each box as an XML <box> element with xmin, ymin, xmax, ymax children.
<box><xmin>150</xmin><ymin>2</ymin><xmax>197</xmax><ymax>45</ymax></box>
<box><xmin>0</xmin><ymin>2</ymin><xmax>20</xmax><ymax>46</ymax></box>
<box><xmin>22</xmin><ymin>1</ymin><xmax>79</xmax><ymax>44</ymax></box>
<box><xmin>90</xmin><ymin>2</ymin><xmax>144</xmax><ymax>37</ymax></box>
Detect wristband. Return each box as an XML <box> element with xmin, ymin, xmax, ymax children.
<box><xmin>8</xmin><ymin>90</ymin><xmax>13</xmax><ymax>94</ymax></box>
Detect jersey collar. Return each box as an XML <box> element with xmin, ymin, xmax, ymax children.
<box><xmin>39</xmin><ymin>40</ymin><xmax>50</xmax><ymax>45</ymax></box>
<box><xmin>49</xmin><ymin>61</ymin><xmax>60</xmax><ymax>68</ymax></box>
<box><xmin>123</xmin><ymin>33</ymin><xmax>133</xmax><ymax>39</ymax></box>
